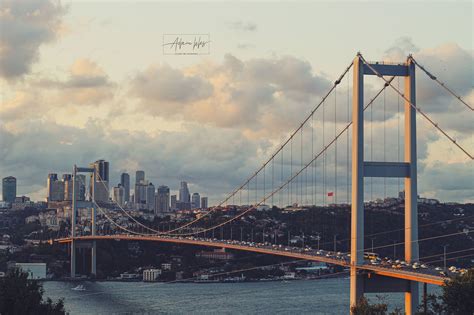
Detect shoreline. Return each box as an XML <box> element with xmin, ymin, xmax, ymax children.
<box><xmin>40</xmin><ymin>272</ymin><xmax>348</xmax><ymax>284</ymax></box>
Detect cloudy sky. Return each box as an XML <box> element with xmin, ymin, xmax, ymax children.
<box><xmin>0</xmin><ymin>0</ymin><xmax>472</xmax><ymax>204</ymax></box>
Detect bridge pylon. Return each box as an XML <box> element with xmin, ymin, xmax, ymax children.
<box><xmin>350</xmin><ymin>54</ymin><xmax>419</xmax><ymax>314</ymax></box>
<box><xmin>71</xmin><ymin>165</ymin><xmax>97</xmax><ymax>278</ymax></box>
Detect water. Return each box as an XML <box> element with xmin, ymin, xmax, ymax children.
<box><xmin>43</xmin><ymin>279</ymin><xmax>438</xmax><ymax>314</ymax></box>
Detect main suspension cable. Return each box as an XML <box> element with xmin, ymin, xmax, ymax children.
<box><xmin>410</xmin><ymin>56</ymin><xmax>473</xmax><ymax>111</ymax></box>
<box><xmin>359</xmin><ymin>54</ymin><xmax>473</xmax><ymax>160</ymax></box>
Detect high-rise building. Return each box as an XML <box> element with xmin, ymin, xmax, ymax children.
<box><xmin>89</xmin><ymin>160</ymin><xmax>110</xmax><ymax>203</ymax></box>
<box><xmin>146</xmin><ymin>183</ymin><xmax>155</xmax><ymax>211</ymax></box>
<box><xmin>113</xmin><ymin>184</ymin><xmax>125</xmax><ymax>207</ymax></box>
<box><xmin>62</xmin><ymin>174</ymin><xmax>73</xmax><ymax>201</ymax></box>
<box><xmin>170</xmin><ymin>195</ymin><xmax>177</xmax><ymax>211</ymax></box>
<box><xmin>91</xmin><ymin>159</ymin><xmax>109</xmax><ymax>181</ymax></box>
<box><xmin>201</xmin><ymin>197</ymin><xmax>208</xmax><ymax>209</ymax></box>
<box><xmin>136</xmin><ymin>170</ymin><xmax>145</xmax><ymax>184</ymax></box>
<box><xmin>192</xmin><ymin>192</ymin><xmax>200</xmax><ymax>209</ymax></box>
<box><xmin>2</xmin><ymin>176</ymin><xmax>16</xmax><ymax>203</ymax></box>
<box><xmin>179</xmin><ymin>181</ymin><xmax>190</xmax><ymax>203</ymax></box>
<box><xmin>47</xmin><ymin>173</ymin><xmax>64</xmax><ymax>202</ymax></box>
<box><xmin>155</xmin><ymin>185</ymin><xmax>170</xmax><ymax>214</ymax></box>
<box><xmin>134</xmin><ymin>179</ymin><xmax>148</xmax><ymax>209</ymax></box>
<box><xmin>120</xmin><ymin>173</ymin><xmax>130</xmax><ymax>203</ymax></box>
<box><xmin>135</xmin><ymin>170</ymin><xmax>145</xmax><ymax>206</ymax></box>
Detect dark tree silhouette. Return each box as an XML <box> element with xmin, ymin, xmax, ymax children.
<box><xmin>0</xmin><ymin>269</ymin><xmax>66</xmax><ymax>315</ymax></box>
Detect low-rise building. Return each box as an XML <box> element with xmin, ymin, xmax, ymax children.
<box><xmin>196</xmin><ymin>248</ymin><xmax>234</xmax><ymax>261</ymax></box>
<box><xmin>161</xmin><ymin>263</ymin><xmax>172</xmax><ymax>271</ymax></box>
<box><xmin>143</xmin><ymin>269</ymin><xmax>162</xmax><ymax>282</ymax></box>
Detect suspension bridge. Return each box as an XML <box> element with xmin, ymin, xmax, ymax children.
<box><xmin>50</xmin><ymin>53</ymin><xmax>473</xmax><ymax>314</ymax></box>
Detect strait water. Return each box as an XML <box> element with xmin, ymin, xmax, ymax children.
<box><xmin>43</xmin><ymin>279</ymin><xmax>439</xmax><ymax>314</ymax></box>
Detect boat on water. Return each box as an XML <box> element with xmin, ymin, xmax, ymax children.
<box><xmin>71</xmin><ymin>284</ymin><xmax>86</xmax><ymax>291</ymax></box>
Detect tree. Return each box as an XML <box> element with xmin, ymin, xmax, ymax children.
<box><xmin>351</xmin><ymin>296</ymin><xmax>403</xmax><ymax>315</ymax></box>
<box><xmin>420</xmin><ymin>268</ymin><xmax>474</xmax><ymax>315</ymax></box>
<box><xmin>0</xmin><ymin>269</ymin><xmax>66</xmax><ymax>315</ymax></box>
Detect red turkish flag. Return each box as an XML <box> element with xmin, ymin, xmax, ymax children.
<box><xmin>327</xmin><ymin>192</ymin><xmax>334</xmax><ymax>197</ymax></box>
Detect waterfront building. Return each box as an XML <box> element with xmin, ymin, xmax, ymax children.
<box><xmin>143</xmin><ymin>269</ymin><xmax>161</xmax><ymax>282</ymax></box>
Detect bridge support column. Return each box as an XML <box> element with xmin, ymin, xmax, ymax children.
<box><xmin>71</xmin><ymin>165</ymin><xmax>77</xmax><ymax>278</ymax></box>
<box><xmin>350</xmin><ymin>54</ymin><xmax>365</xmax><ymax>311</ymax></box>
<box><xmin>404</xmin><ymin>57</ymin><xmax>419</xmax><ymax>315</ymax></box>
<box><xmin>91</xmin><ymin>240</ymin><xmax>97</xmax><ymax>276</ymax></box>
<box><xmin>70</xmin><ymin>240</ymin><xmax>76</xmax><ymax>278</ymax></box>
<box><xmin>91</xmin><ymin>171</ymin><xmax>97</xmax><ymax>277</ymax></box>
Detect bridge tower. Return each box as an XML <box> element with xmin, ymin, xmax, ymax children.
<box><xmin>351</xmin><ymin>54</ymin><xmax>419</xmax><ymax>314</ymax></box>
<box><xmin>71</xmin><ymin>165</ymin><xmax>97</xmax><ymax>278</ymax></box>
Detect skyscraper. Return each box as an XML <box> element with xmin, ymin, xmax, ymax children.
<box><xmin>136</xmin><ymin>170</ymin><xmax>145</xmax><ymax>184</ymax></box>
<box><xmin>91</xmin><ymin>159</ymin><xmax>109</xmax><ymax>181</ymax></box>
<box><xmin>135</xmin><ymin>170</ymin><xmax>145</xmax><ymax>206</ymax></box>
<box><xmin>155</xmin><ymin>185</ymin><xmax>170</xmax><ymax>214</ymax></box>
<box><xmin>63</xmin><ymin>174</ymin><xmax>73</xmax><ymax>201</ymax></box>
<box><xmin>113</xmin><ymin>184</ymin><xmax>125</xmax><ymax>207</ymax></box>
<box><xmin>2</xmin><ymin>176</ymin><xmax>16</xmax><ymax>203</ymax></box>
<box><xmin>120</xmin><ymin>173</ymin><xmax>130</xmax><ymax>203</ymax></box>
<box><xmin>47</xmin><ymin>173</ymin><xmax>64</xmax><ymax>202</ymax></box>
<box><xmin>170</xmin><ymin>195</ymin><xmax>177</xmax><ymax>211</ymax></box>
<box><xmin>179</xmin><ymin>181</ymin><xmax>190</xmax><ymax>203</ymax></box>
<box><xmin>201</xmin><ymin>197</ymin><xmax>208</xmax><ymax>209</ymax></box>
<box><xmin>192</xmin><ymin>192</ymin><xmax>200</xmax><ymax>209</ymax></box>
<box><xmin>89</xmin><ymin>160</ymin><xmax>110</xmax><ymax>203</ymax></box>
<box><xmin>146</xmin><ymin>183</ymin><xmax>155</xmax><ymax>211</ymax></box>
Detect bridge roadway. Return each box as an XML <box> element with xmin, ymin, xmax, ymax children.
<box><xmin>54</xmin><ymin>234</ymin><xmax>447</xmax><ymax>286</ymax></box>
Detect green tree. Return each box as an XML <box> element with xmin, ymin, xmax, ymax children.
<box><xmin>0</xmin><ymin>269</ymin><xmax>66</xmax><ymax>315</ymax></box>
<box><xmin>420</xmin><ymin>268</ymin><xmax>474</xmax><ymax>315</ymax></box>
<box><xmin>351</xmin><ymin>296</ymin><xmax>388</xmax><ymax>315</ymax></box>
<box><xmin>351</xmin><ymin>296</ymin><xmax>404</xmax><ymax>315</ymax></box>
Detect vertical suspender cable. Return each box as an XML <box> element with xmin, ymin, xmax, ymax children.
<box><xmin>383</xmin><ymin>87</ymin><xmax>387</xmax><ymax>199</ymax></box>
<box><xmin>323</xmin><ymin>99</ymin><xmax>326</xmax><ymax>205</ymax></box>
<box><xmin>312</xmin><ymin>112</ymin><xmax>315</xmax><ymax>206</ymax></box>
<box><xmin>263</xmin><ymin>164</ymin><xmax>266</xmax><ymax>206</ymax></box>
<box><xmin>370</xmin><ymin>85</ymin><xmax>373</xmax><ymax>201</ymax></box>
<box><xmin>335</xmin><ymin>84</ymin><xmax>338</xmax><ymax>205</ymax></box>
<box><xmin>255</xmin><ymin>172</ymin><xmax>258</xmax><ymax>206</ymax></box>
<box><xmin>301</xmin><ymin>128</ymin><xmax>303</xmax><ymax>205</ymax></box>
<box><xmin>397</xmin><ymin>77</ymin><xmax>401</xmax><ymax>194</ymax></box>
<box><xmin>347</xmin><ymin>69</ymin><xmax>350</xmax><ymax>205</ymax></box>
<box><xmin>272</xmin><ymin>157</ymin><xmax>274</xmax><ymax>207</ymax></box>
<box><xmin>281</xmin><ymin>147</ymin><xmax>283</xmax><ymax>207</ymax></box>
<box><xmin>290</xmin><ymin>137</ymin><xmax>293</xmax><ymax>205</ymax></box>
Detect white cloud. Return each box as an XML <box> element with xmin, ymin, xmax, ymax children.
<box><xmin>0</xmin><ymin>0</ymin><xmax>65</xmax><ymax>79</ymax></box>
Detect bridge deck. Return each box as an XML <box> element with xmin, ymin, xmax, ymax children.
<box><xmin>55</xmin><ymin>235</ymin><xmax>447</xmax><ymax>286</ymax></box>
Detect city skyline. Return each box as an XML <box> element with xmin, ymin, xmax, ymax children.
<box><xmin>0</xmin><ymin>0</ymin><xmax>472</xmax><ymax>205</ymax></box>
